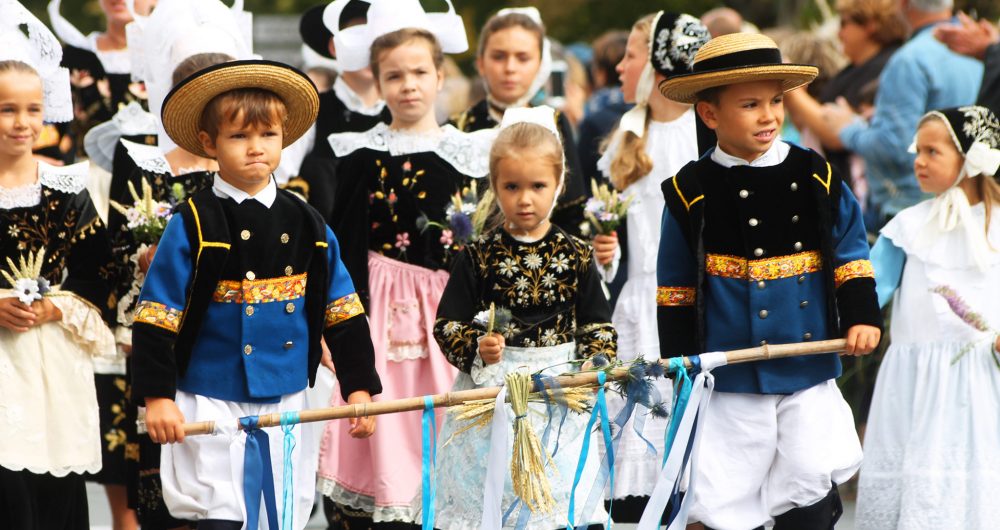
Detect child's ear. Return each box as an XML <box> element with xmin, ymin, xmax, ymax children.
<box><xmin>696</xmin><ymin>101</ymin><xmax>720</xmax><ymax>131</ymax></box>
<box><xmin>198</xmin><ymin>131</ymin><xmax>217</xmax><ymax>158</ymax></box>
<box><xmin>436</xmin><ymin>66</ymin><xmax>445</xmax><ymax>91</ymax></box>
<box><xmin>475</xmin><ymin>55</ymin><xmax>485</xmax><ymax>78</ymax></box>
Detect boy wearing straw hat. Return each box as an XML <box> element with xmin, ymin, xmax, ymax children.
<box><xmin>656</xmin><ymin>33</ymin><xmax>882</xmax><ymax>530</ymax></box>
<box><xmin>130</xmin><ymin>59</ymin><xmax>381</xmax><ymax>529</ymax></box>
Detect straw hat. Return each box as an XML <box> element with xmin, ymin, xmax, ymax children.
<box><xmin>660</xmin><ymin>32</ymin><xmax>818</xmax><ymax>104</ymax></box>
<box><xmin>161</xmin><ymin>59</ymin><xmax>320</xmax><ymax>158</ymax></box>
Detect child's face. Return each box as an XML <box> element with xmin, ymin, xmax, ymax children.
<box><xmin>376</xmin><ymin>40</ymin><xmax>443</xmax><ymax>127</ymax></box>
<box><xmin>0</xmin><ymin>71</ymin><xmax>43</xmax><ymax>159</ymax></box>
<box><xmin>198</xmin><ymin>111</ymin><xmax>282</xmax><ymax>194</ymax></box>
<box><xmin>616</xmin><ymin>28</ymin><xmax>648</xmax><ymax>104</ymax></box>
<box><xmin>494</xmin><ymin>152</ymin><xmax>559</xmax><ymax>239</ymax></box>
<box><xmin>913</xmin><ymin>118</ymin><xmax>964</xmax><ymax>194</ymax></box>
<box><xmin>477</xmin><ymin>26</ymin><xmax>542</xmax><ymax>105</ymax></box>
<box><xmin>697</xmin><ymin>80</ymin><xmax>785</xmax><ymax>163</ymax></box>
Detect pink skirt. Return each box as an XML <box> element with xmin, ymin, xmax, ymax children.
<box><xmin>317</xmin><ymin>252</ymin><xmax>457</xmax><ymax>523</ymax></box>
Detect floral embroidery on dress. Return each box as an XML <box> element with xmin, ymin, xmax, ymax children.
<box><xmin>325</xmin><ymin>293</ymin><xmax>366</xmax><ymax>328</ymax></box>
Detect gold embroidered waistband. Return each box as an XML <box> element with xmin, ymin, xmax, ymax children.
<box><xmin>834</xmin><ymin>259</ymin><xmax>874</xmax><ymax>288</ymax></box>
<box><xmin>657</xmin><ymin>286</ymin><xmax>696</xmax><ymax>307</ymax></box>
<box><xmin>706</xmin><ymin>251</ymin><xmax>823</xmax><ymax>281</ymax></box>
<box><xmin>135</xmin><ymin>301</ymin><xmax>183</xmax><ymax>333</ymax></box>
<box><xmin>325</xmin><ymin>293</ymin><xmax>365</xmax><ymax>328</ymax></box>
<box><xmin>213</xmin><ymin>273</ymin><xmax>307</xmax><ymax>304</ymax></box>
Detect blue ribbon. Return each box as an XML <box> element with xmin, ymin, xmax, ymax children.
<box><xmin>280</xmin><ymin>412</ymin><xmax>299</xmax><ymax>530</ymax></box>
<box><xmin>664</xmin><ymin>357</ymin><xmax>698</xmax><ymax>466</ymax></box>
<box><xmin>421</xmin><ymin>396</ymin><xmax>438</xmax><ymax>530</ymax></box>
<box><xmin>240</xmin><ymin>415</ymin><xmax>279</xmax><ymax>530</ymax></box>
<box><xmin>566</xmin><ymin>371</ymin><xmax>614</xmax><ymax>530</ymax></box>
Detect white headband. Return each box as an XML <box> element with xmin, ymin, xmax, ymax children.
<box><xmin>332</xmin><ymin>0</ymin><xmax>468</xmax><ymax>73</ymax></box>
<box><xmin>1</xmin><ymin>0</ymin><xmax>72</xmax><ymax>123</ymax></box>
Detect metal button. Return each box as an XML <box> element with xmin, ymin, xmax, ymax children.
<box><xmin>791</xmin><ymin>215</ymin><xmax>800</xmax><ymax>223</ymax></box>
<box><xmin>244</xmin><ymin>344</ymin><xmax>252</xmax><ymax>355</ymax></box>
<box><xmin>748</xmin><ymin>218</ymin><xmax>759</xmax><ymax>227</ymax></box>
<box><xmin>284</xmin><ymin>341</ymin><xmax>293</xmax><ymax>350</ymax></box>
<box><xmin>790</xmin><ymin>182</ymin><xmax>799</xmax><ymax>191</ymax></box>
<box><xmin>800</xmin><ymin>300</ymin><xmax>809</xmax><ymax>308</ymax></box>
<box><xmin>246</xmin><ymin>271</ymin><xmax>256</xmax><ymax>281</ymax></box>
<box><xmin>793</xmin><ymin>242</ymin><xmax>803</xmax><ymax>251</ymax></box>
<box><xmin>285</xmin><ymin>265</ymin><xmax>293</xmax><ymax>276</ymax></box>
<box><xmin>280</xmin><ymin>233</ymin><xmax>290</xmax><ymax>244</ymax></box>
<box><xmin>245</xmin><ymin>306</ymin><xmax>254</xmax><ymax>316</ymax></box>
<box><xmin>803</xmin><ymin>332</ymin><xmax>813</xmax><ymax>340</ymax></box>
<box><xmin>285</xmin><ymin>303</ymin><xmax>295</xmax><ymax>314</ymax></box>
<box><xmin>760</xmin><ymin>340</ymin><xmax>768</xmax><ymax>346</ymax></box>
<box><xmin>798</xmin><ymin>275</ymin><xmax>806</xmax><ymax>283</ymax></box>
<box><xmin>240</xmin><ymin>230</ymin><xmax>251</xmax><ymax>241</ymax></box>
<box><xmin>759</xmin><ymin>309</ymin><xmax>769</xmax><ymax>319</ymax></box>
<box><xmin>753</xmin><ymin>248</ymin><xmax>764</xmax><ymax>257</ymax></box>
<box><xmin>739</xmin><ymin>189</ymin><xmax>749</xmax><ymax>199</ymax></box>
<box><xmin>757</xmin><ymin>281</ymin><xmax>766</xmax><ymax>290</ymax></box>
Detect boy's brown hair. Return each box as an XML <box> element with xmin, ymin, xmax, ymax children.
<box><xmin>198</xmin><ymin>88</ymin><xmax>288</xmax><ymax>140</ymax></box>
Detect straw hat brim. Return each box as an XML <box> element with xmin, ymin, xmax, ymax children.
<box><xmin>660</xmin><ymin>64</ymin><xmax>818</xmax><ymax>104</ymax></box>
<box><xmin>161</xmin><ymin>60</ymin><xmax>319</xmax><ymax>158</ymax></box>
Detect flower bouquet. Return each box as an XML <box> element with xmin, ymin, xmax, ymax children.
<box><xmin>2</xmin><ymin>249</ymin><xmax>51</xmax><ymax>305</ymax></box>
<box><xmin>109</xmin><ymin>178</ymin><xmax>173</xmax><ymax>246</ymax></box>
<box><xmin>930</xmin><ymin>285</ymin><xmax>1000</xmax><ymax>368</ymax></box>
<box><xmin>419</xmin><ymin>181</ymin><xmax>490</xmax><ymax>257</ymax></box>
<box><xmin>584</xmin><ymin>180</ymin><xmax>633</xmax><ymax>236</ymax></box>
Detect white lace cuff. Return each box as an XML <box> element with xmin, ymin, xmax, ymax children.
<box><xmin>471</xmin><ymin>337</ymin><xmax>504</xmax><ymax>386</ymax></box>
<box><xmin>48</xmin><ymin>291</ymin><xmax>116</xmax><ymax>359</ymax></box>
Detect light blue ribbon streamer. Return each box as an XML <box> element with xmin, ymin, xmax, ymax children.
<box><xmin>421</xmin><ymin>396</ymin><xmax>438</xmax><ymax>530</ymax></box>
<box><xmin>566</xmin><ymin>371</ymin><xmax>614</xmax><ymax>529</ymax></box>
<box><xmin>664</xmin><ymin>357</ymin><xmax>697</xmax><ymax>466</ymax></box>
<box><xmin>280</xmin><ymin>412</ymin><xmax>299</xmax><ymax>530</ymax></box>
<box><xmin>239</xmin><ymin>415</ymin><xmax>279</xmax><ymax>530</ymax></box>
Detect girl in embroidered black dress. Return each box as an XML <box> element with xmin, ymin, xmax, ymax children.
<box><xmin>0</xmin><ymin>59</ymin><xmax>115</xmax><ymax>530</ymax></box>
<box><xmin>430</xmin><ymin>107</ymin><xmax>617</xmax><ymax>529</ymax></box>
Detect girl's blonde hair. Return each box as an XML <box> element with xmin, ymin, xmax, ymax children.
<box><xmin>482</xmin><ymin>122</ymin><xmax>564</xmax><ymax>232</ymax></box>
<box><xmin>369</xmin><ymin>28</ymin><xmax>444</xmax><ymax>80</ymax></box>
<box><xmin>0</xmin><ymin>60</ymin><xmax>38</xmax><ymax>78</ymax></box>
<box><xmin>604</xmin><ymin>14</ymin><xmax>656</xmax><ymax>191</ymax></box>
<box><xmin>919</xmin><ymin>113</ymin><xmax>1000</xmax><ymax>241</ymax></box>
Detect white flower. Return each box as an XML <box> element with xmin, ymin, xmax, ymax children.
<box><xmin>472</xmin><ymin>310</ymin><xmax>491</xmax><ymax>328</ymax></box>
<box><xmin>524</xmin><ymin>253</ymin><xmax>543</xmax><ymax>270</ymax></box>
<box><xmin>514</xmin><ymin>277</ymin><xmax>530</xmax><ymax>291</ymax></box>
<box><xmin>541</xmin><ymin>273</ymin><xmax>557</xmax><ymax>288</ymax></box>
<box><xmin>541</xmin><ymin>329</ymin><xmax>559</xmax><ymax>346</ymax></box>
<box><xmin>498</xmin><ymin>258</ymin><xmax>519</xmax><ymax>277</ymax></box>
<box><xmin>549</xmin><ymin>254</ymin><xmax>570</xmax><ymax>273</ymax></box>
<box><xmin>14</xmin><ymin>278</ymin><xmax>41</xmax><ymax>305</ymax></box>
<box><xmin>443</xmin><ymin>321</ymin><xmax>462</xmax><ymax>337</ymax></box>
<box><xmin>595</xmin><ymin>329</ymin><xmax>615</xmax><ymax>341</ymax></box>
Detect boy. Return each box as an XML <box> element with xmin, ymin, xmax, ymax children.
<box><xmin>131</xmin><ymin>59</ymin><xmax>381</xmax><ymax>530</ymax></box>
<box><xmin>656</xmin><ymin>33</ymin><xmax>882</xmax><ymax>530</ymax></box>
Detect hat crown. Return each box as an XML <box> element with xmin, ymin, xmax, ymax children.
<box><xmin>692</xmin><ymin>32</ymin><xmax>781</xmax><ymax>67</ymax></box>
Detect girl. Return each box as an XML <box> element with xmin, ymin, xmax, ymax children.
<box><xmin>314</xmin><ymin>2</ymin><xmax>493</xmax><ymax>527</ymax></box>
<box><xmin>431</xmin><ymin>106</ymin><xmax>616</xmax><ymax>529</ymax></box>
<box><xmin>452</xmin><ymin>8</ymin><xmax>586</xmax><ymax>235</ymax></box>
<box><xmin>593</xmin><ymin>11</ymin><xmax>710</xmax><ymax>521</ymax></box>
<box><xmin>0</xmin><ymin>29</ymin><xmax>115</xmax><ymax>530</ymax></box>
<box><xmin>856</xmin><ymin>105</ymin><xmax>1000</xmax><ymax>529</ymax></box>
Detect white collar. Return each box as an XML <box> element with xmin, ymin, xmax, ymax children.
<box><xmin>711</xmin><ymin>140</ymin><xmax>790</xmax><ymax>168</ymax></box>
<box><xmin>212</xmin><ymin>174</ymin><xmax>277</xmax><ymax>208</ymax></box>
<box><xmin>334</xmin><ymin>77</ymin><xmax>385</xmax><ymax>117</ymax></box>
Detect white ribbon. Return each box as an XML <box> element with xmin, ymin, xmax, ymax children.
<box><xmin>479</xmin><ymin>384</ymin><xmax>510</xmax><ymax>530</ymax></box>
<box><xmin>46</xmin><ymin>0</ymin><xmax>91</xmax><ymax>51</ymax></box>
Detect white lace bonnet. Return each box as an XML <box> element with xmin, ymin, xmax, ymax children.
<box><xmin>0</xmin><ymin>0</ymin><xmax>72</xmax><ymax>123</ymax></box>
<box><xmin>330</xmin><ymin>0</ymin><xmax>468</xmax><ymax>73</ymax></box>
<box><xmin>489</xmin><ymin>7</ymin><xmax>553</xmax><ymax>109</ymax></box>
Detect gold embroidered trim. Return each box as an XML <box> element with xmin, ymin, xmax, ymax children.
<box><xmin>657</xmin><ymin>286</ymin><xmax>696</xmax><ymax>306</ymax></box>
<box><xmin>134</xmin><ymin>301</ymin><xmax>183</xmax><ymax>333</ymax></box>
<box><xmin>325</xmin><ymin>293</ymin><xmax>365</xmax><ymax>328</ymax></box>
<box><xmin>834</xmin><ymin>259</ymin><xmax>874</xmax><ymax>288</ymax></box>
<box><xmin>212</xmin><ymin>273</ymin><xmax>307</xmax><ymax>304</ymax></box>
<box><xmin>706</xmin><ymin>251</ymin><xmax>823</xmax><ymax>281</ymax></box>
<box><xmin>812</xmin><ymin>161</ymin><xmax>832</xmax><ymax>194</ymax></box>
<box><xmin>672</xmin><ymin>176</ymin><xmax>703</xmax><ymax>211</ymax></box>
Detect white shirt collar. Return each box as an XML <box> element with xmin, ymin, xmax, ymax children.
<box><xmin>334</xmin><ymin>77</ymin><xmax>385</xmax><ymax>117</ymax></box>
<box><xmin>212</xmin><ymin>174</ymin><xmax>277</xmax><ymax>208</ymax></box>
<box><xmin>711</xmin><ymin>140</ymin><xmax>790</xmax><ymax>168</ymax></box>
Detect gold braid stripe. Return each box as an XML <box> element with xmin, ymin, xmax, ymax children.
<box><xmin>657</xmin><ymin>286</ymin><xmax>696</xmax><ymax>306</ymax></box>
<box><xmin>834</xmin><ymin>259</ymin><xmax>874</xmax><ymax>288</ymax></box>
<box><xmin>325</xmin><ymin>293</ymin><xmax>365</xmax><ymax>328</ymax></box>
<box><xmin>212</xmin><ymin>273</ymin><xmax>307</xmax><ymax>304</ymax></box>
<box><xmin>134</xmin><ymin>301</ymin><xmax>183</xmax><ymax>333</ymax></box>
<box><xmin>706</xmin><ymin>251</ymin><xmax>823</xmax><ymax>281</ymax></box>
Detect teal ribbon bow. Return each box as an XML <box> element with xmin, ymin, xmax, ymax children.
<box><xmin>421</xmin><ymin>396</ymin><xmax>438</xmax><ymax>530</ymax></box>
<box><xmin>280</xmin><ymin>412</ymin><xmax>299</xmax><ymax>530</ymax></box>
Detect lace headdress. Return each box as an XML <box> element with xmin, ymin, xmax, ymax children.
<box><xmin>0</xmin><ymin>0</ymin><xmax>72</xmax><ymax>123</ymax></box>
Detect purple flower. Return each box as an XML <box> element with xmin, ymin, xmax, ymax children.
<box><xmin>930</xmin><ymin>285</ymin><xmax>992</xmax><ymax>332</ymax></box>
<box><xmin>449</xmin><ymin>212</ymin><xmax>473</xmax><ymax>242</ymax></box>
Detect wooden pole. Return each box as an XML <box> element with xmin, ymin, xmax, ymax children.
<box><xmin>173</xmin><ymin>339</ymin><xmax>846</xmax><ymax>436</ymax></box>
